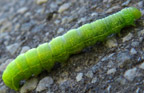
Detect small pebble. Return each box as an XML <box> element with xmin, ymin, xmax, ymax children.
<box><xmin>91</xmin><ymin>12</ymin><xmax>98</xmax><ymax>17</ymax></box>
<box><xmin>130</xmin><ymin>48</ymin><xmax>137</xmax><ymax>55</ymax></box>
<box><xmin>6</xmin><ymin>43</ymin><xmax>21</xmax><ymax>55</ymax></box>
<box><xmin>50</xmin><ymin>2</ymin><xmax>58</xmax><ymax>10</ymax></box>
<box><xmin>20</xmin><ymin>78</ymin><xmax>38</xmax><ymax>93</ymax></box>
<box><xmin>36</xmin><ymin>76</ymin><xmax>53</xmax><ymax>92</ymax></box>
<box><xmin>17</xmin><ymin>7</ymin><xmax>28</xmax><ymax>14</ymax></box>
<box><xmin>137</xmin><ymin>1</ymin><xmax>143</xmax><ymax>8</ymax></box>
<box><xmin>131</xmin><ymin>41</ymin><xmax>139</xmax><ymax>47</ymax></box>
<box><xmin>58</xmin><ymin>3</ymin><xmax>70</xmax><ymax>13</ymax></box>
<box><xmin>107</xmin><ymin>68</ymin><xmax>116</xmax><ymax>74</ymax></box>
<box><xmin>78</xmin><ymin>17</ymin><xmax>87</xmax><ymax>24</ymax></box>
<box><xmin>124</xmin><ymin>68</ymin><xmax>137</xmax><ymax>81</ymax></box>
<box><xmin>20</xmin><ymin>46</ymin><xmax>30</xmax><ymax>54</ymax></box>
<box><xmin>138</xmin><ymin>29</ymin><xmax>144</xmax><ymax>38</ymax></box>
<box><xmin>76</xmin><ymin>73</ymin><xmax>83</xmax><ymax>82</ymax></box>
<box><xmin>139</xmin><ymin>62</ymin><xmax>144</xmax><ymax>69</ymax></box>
<box><xmin>91</xmin><ymin>77</ymin><xmax>97</xmax><ymax>83</ymax></box>
<box><xmin>106</xmin><ymin>38</ymin><xmax>118</xmax><ymax>48</ymax></box>
<box><xmin>0</xmin><ymin>21</ymin><xmax>12</xmax><ymax>33</ymax></box>
<box><xmin>122</xmin><ymin>33</ymin><xmax>133</xmax><ymax>42</ymax></box>
<box><xmin>36</xmin><ymin>0</ymin><xmax>48</xmax><ymax>5</ymax></box>
<box><xmin>57</xmin><ymin>28</ymin><xmax>64</xmax><ymax>34</ymax></box>
<box><xmin>106</xmin><ymin>6</ymin><xmax>121</xmax><ymax>13</ymax></box>
<box><xmin>54</xmin><ymin>20</ymin><xmax>60</xmax><ymax>25</ymax></box>
<box><xmin>117</xmin><ymin>52</ymin><xmax>131</xmax><ymax>68</ymax></box>
<box><xmin>85</xmin><ymin>70</ymin><xmax>93</xmax><ymax>78</ymax></box>
<box><xmin>122</xmin><ymin>0</ymin><xmax>131</xmax><ymax>6</ymax></box>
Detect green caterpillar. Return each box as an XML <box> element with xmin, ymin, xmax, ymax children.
<box><xmin>2</xmin><ymin>7</ymin><xmax>141</xmax><ymax>91</ymax></box>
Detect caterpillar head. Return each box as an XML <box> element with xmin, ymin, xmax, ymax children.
<box><xmin>129</xmin><ymin>7</ymin><xmax>141</xmax><ymax>20</ymax></box>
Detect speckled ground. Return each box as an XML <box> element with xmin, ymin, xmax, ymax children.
<box><xmin>0</xmin><ymin>0</ymin><xmax>144</xmax><ymax>93</ymax></box>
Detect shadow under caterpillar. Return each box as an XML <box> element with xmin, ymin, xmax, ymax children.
<box><xmin>2</xmin><ymin>7</ymin><xmax>141</xmax><ymax>91</ymax></box>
